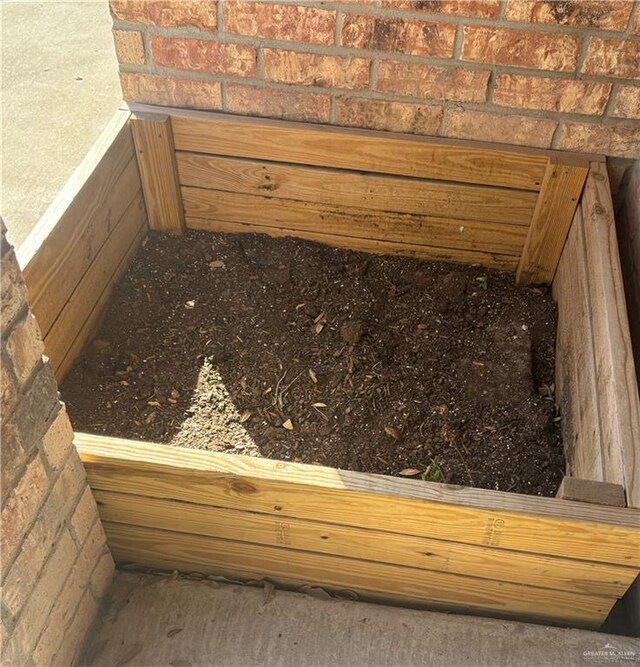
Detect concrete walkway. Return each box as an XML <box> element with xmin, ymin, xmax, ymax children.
<box><xmin>1</xmin><ymin>0</ymin><xmax>121</xmax><ymax>249</ymax></box>
<box><xmin>81</xmin><ymin>572</ymin><xmax>640</xmax><ymax>666</ymax></box>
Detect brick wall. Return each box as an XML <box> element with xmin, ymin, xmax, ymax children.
<box><xmin>1</xmin><ymin>221</ymin><xmax>114</xmax><ymax>666</ymax></box>
<box><xmin>110</xmin><ymin>0</ymin><xmax>639</xmax><ymax>157</ymax></box>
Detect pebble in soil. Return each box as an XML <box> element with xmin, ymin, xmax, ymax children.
<box><xmin>61</xmin><ymin>231</ymin><xmax>564</xmax><ymax>496</ymax></box>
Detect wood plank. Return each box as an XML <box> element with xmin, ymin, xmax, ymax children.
<box><xmin>176</xmin><ymin>153</ymin><xmax>538</xmax><ymax>226</ymax></box>
<box><xmin>103</xmin><ymin>522</ymin><xmax>614</xmax><ymax>628</ymax></box>
<box><xmin>553</xmin><ymin>207</ymin><xmax>604</xmax><ymax>482</ymax></box>
<box><xmin>131</xmin><ymin>113</ymin><xmax>184</xmax><ymax>234</ymax></box>
<box><xmin>76</xmin><ymin>434</ymin><xmax>640</xmax><ymax>566</ymax></box>
<box><xmin>167</xmin><ymin>109</ymin><xmax>550</xmax><ymax>191</ymax></box>
<box><xmin>183</xmin><ymin>186</ymin><xmax>526</xmax><ymax>256</ymax></box>
<box><xmin>517</xmin><ymin>161</ymin><xmax>588</xmax><ymax>284</ymax></box>
<box><xmin>581</xmin><ymin>162</ymin><xmax>640</xmax><ymax>509</ymax></box>
<box><xmin>55</xmin><ymin>220</ymin><xmax>147</xmax><ymax>382</ymax></box>
<box><xmin>94</xmin><ymin>489</ymin><xmax>637</xmax><ymax>597</ymax></box>
<box><xmin>557</xmin><ymin>478</ymin><xmax>626</xmax><ymax>507</ymax></box>
<box><xmin>44</xmin><ymin>191</ymin><xmax>147</xmax><ymax>373</ymax></box>
<box><xmin>19</xmin><ymin>113</ymin><xmax>140</xmax><ymax>336</ymax></box>
<box><xmin>186</xmin><ymin>216</ymin><xmax>519</xmax><ymax>272</ymax></box>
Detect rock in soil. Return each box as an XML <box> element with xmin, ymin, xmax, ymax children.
<box><xmin>61</xmin><ymin>231</ymin><xmax>563</xmax><ymax>496</ymax></box>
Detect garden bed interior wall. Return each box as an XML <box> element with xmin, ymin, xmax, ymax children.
<box><xmin>19</xmin><ymin>107</ymin><xmax>640</xmax><ymax>630</ymax></box>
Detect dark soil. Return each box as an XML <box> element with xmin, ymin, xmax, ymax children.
<box><xmin>61</xmin><ymin>231</ymin><xmax>564</xmax><ymax>496</ymax></box>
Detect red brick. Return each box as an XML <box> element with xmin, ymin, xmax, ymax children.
<box><xmin>377</xmin><ymin>61</ymin><xmax>489</xmax><ymax>102</ymax></box>
<box><xmin>582</xmin><ymin>38</ymin><xmax>640</xmax><ymax>79</ymax></box>
<box><xmin>504</xmin><ymin>0</ymin><xmax>633</xmax><ymax>31</ymax></box>
<box><xmin>556</xmin><ymin>122</ymin><xmax>640</xmax><ymax>158</ymax></box>
<box><xmin>6</xmin><ymin>314</ymin><xmax>44</xmax><ymax>384</ymax></box>
<box><xmin>120</xmin><ymin>72</ymin><xmax>222</xmax><ymax>109</ymax></box>
<box><xmin>341</xmin><ymin>14</ymin><xmax>455</xmax><ymax>57</ymax></box>
<box><xmin>1</xmin><ymin>250</ymin><xmax>27</xmax><ymax>332</ymax></box>
<box><xmin>263</xmin><ymin>49</ymin><xmax>370</xmax><ymax>90</ymax></box>
<box><xmin>110</xmin><ymin>0</ymin><xmax>217</xmax><ymax>30</ymax></box>
<box><xmin>444</xmin><ymin>109</ymin><xmax>557</xmax><ymax>148</ymax></box>
<box><xmin>151</xmin><ymin>36</ymin><xmax>256</xmax><ymax>77</ymax></box>
<box><xmin>225</xmin><ymin>1</ymin><xmax>335</xmax><ymax>45</ymax></box>
<box><xmin>461</xmin><ymin>26</ymin><xmax>579</xmax><ymax>72</ymax></box>
<box><xmin>382</xmin><ymin>0</ymin><xmax>501</xmax><ymax>18</ymax></box>
<box><xmin>335</xmin><ymin>97</ymin><xmax>442</xmax><ymax>135</ymax></box>
<box><xmin>112</xmin><ymin>30</ymin><xmax>145</xmax><ymax>65</ymax></box>
<box><xmin>226</xmin><ymin>84</ymin><xmax>331</xmax><ymax>122</ymax></box>
<box><xmin>614</xmin><ymin>85</ymin><xmax>640</xmax><ymax>119</ymax></box>
<box><xmin>493</xmin><ymin>74</ymin><xmax>611</xmax><ymax>115</ymax></box>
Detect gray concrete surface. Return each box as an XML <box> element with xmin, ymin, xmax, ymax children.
<box><xmin>1</xmin><ymin>0</ymin><xmax>121</xmax><ymax>249</ymax></box>
<box><xmin>81</xmin><ymin>572</ymin><xmax>640</xmax><ymax>667</ymax></box>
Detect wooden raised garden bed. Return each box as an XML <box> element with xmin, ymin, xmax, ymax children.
<box><xmin>19</xmin><ymin>106</ymin><xmax>640</xmax><ymax>631</ymax></box>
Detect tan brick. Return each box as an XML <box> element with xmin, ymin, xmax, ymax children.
<box><xmin>1</xmin><ymin>360</ymin><xmax>17</xmax><ymax>420</ymax></box>
<box><xmin>90</xmin><ymin>552</ymin><xmax>115</xmax><ymax>599</ymax></box>
<box><xmin>1</xmin><ymin>455</ymin><xmax>49</xmax><ymax>568</ymax></box>
<box><xmin>335</xmin><ymin>97</ymin><xmax>442</xmax><ymax>135</ymax></box>
<box><xmin>41</xmin><ymin>406</ymin><xmax>73</xmax><ymax>472</ymax></box>
<box><xmin>50</xmin><ymin>589</ymin><xmax>97</xmax><ymax>667</ymax></box>
<box><xmin>582</xmin><ymin>38</ymin><xmax>640</xmax><ymax>79</ymax></box>
<box><xmin>493</xmin><ymin>74</ymin><xmax>611</xmax><ymax>115</ymax></box>
<box><xmin>113</xmin><ymin>29</ymin><xmax>145</xmax><ymax>65</ymax></box>
<box><xmin>341</xmin><ymin>14</ymin><xmax>455</xmax><ymax>57</ymax></box>
<box><xmin>80</xmin><ymin>519</ymin><xmax>110</xmax><ymax>568</ymax></box>
<box><xmin>120</xmin><ymin>72</ymin><xmax>222</xmax><ymax>110</ymax></box>
<box><xmin>1</xmin><ymin>250</ymin><xmax>27</xmax><ymax>332</ymax></box>
<box><xmin>556</xmin><ymin>122</ymin><xmax>640</xmax><ymax>158</ymax></box>
<box><xmin>226</xmin><ymin>84</ymin><xmax>331</xmax><ymax>122</ymax></box>
<box><xmin>635</xmin><ymin>9</ymin><xmax>640</xmax><ymax>35</ymax></box>
<box><xmin>614</xmin><ymin>85</ymin><xmax>640</xmax><ymax>119</ymax></box>
<box><xmin>444</xmin><ymin>109</ymin><xmax>557</xmax><ymax>148</ymax></box>
<box><xmin>263</xmin><ymin>49</ymin><xmax>370</xmax><ymax>90</ymax></box>
<box><xmin>226</xmin><ymin>1</ymin><xmax>335</xmax><ymax>45</ymax></box>
<box><xmin>377</xmin><ymin>61</ymin><xmax>489</xmax><ymax>102</ymax></box>
<box><xmin>6</xmin><ymin>314</ymin><xmax>44</xmax><ymax>384</ymax></box>
<box><xmin>504</xmin><ymin>0</ymin><xmax>633</xmax><ymax>31</ymax></box>
<box><xmin>151</xmin><ymin>36</ymin><xmax>256</xmax><ymax>77</ymax></box>
<box><xmin>461</xmin><ymin>26</ymin><xmax>579</xmax><ymax>72</ymax></box>
<box><xmin>110</xmin><ymin>0</ymin><xmax>217</xmax><ymax>30</ymax></box>
<box><xmin>1</xmin><ymin>419</ymin><xmax>25</xmax><ymax>492</ymax></box>
<box><xmin>70</xmin><ymin>488</ymin><xmax>100</xmax><ymax>545</ymax></box>
<box><xmin>382</xmin><ymin>0</ymin><xmax>501</xmax><ymax>18</ymax></box>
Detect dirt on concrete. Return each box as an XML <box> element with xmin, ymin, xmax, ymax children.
<box><xmin>61</xmin><ymin>231</ymin><xmax>564</xmax><ymax>496</ymax></box>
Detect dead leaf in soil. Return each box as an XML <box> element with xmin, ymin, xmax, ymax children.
<box><xmin>239</xmin><ymin>410</ymin><xmax>252</xmax><ymax>423</ymax></box>
<box><xmin>185</xmin><ymin>300</ymin><xmax>195</xmax><ymax>309</ymax></box>
<box><xmin>309</xmin><ymin>369</ymin><xmax>318</xmax><ymax>384</ymax></box>
<box><xmin>384</xmin><ymin>426</ymin><xmax>401</xmax><ymax>441</ymax></box>
<box><xmin>312</xmin><ymin>402</ymin><xmax>327</xmax><ymax>408</ymax></box>
<box><xmin>314</xmin><ymin>322</ymin><xmax>325</xmax><ymax>334</ymax></box>
<box><xmin>399</xmin><ymin>468</ymin><xmax>421</xmax><ymax>476</ymax></box>
<box><xmin>167</xmin><ymin>628</ymin><xmax>184</xmax><ymax>638</ymax></box>
<box><xmin>283</xmin><ymin>419</ymin><xmax>294</xmax><ymax>430</ymax></box>
<box><xmin>299</xmin><ymin>585</ymin><xmax>332</xmax><ymax>601</ymax></box>
<box><xmin>313</xmin><ymin>312</ymin><xmax>326</xmax><ymax>324</ymax></box>
<box><xmin>147</xmin><ymin>400</ymin><xmax>161</xmax><ymax>407</ymax></box>
<box><xmin>209</xmin><ymin>260</ymin><xmax>225</xmax><ymax>269</ymax></box>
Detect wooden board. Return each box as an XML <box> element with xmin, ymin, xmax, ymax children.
<box><xmin>557</xmin><ymin>478</ymin><xmax>626</xmax><ymax>508</ymax></box>
<box><xmin>166</xmin><ymin>108</ymin><xmax>551</xmax><ymax>191</ymax></box>
<box><xmin>94</xmin><ymin>489</ymin><xmax>636</xmax><ymax>597</ymax></box>
<box><xmin>76</xmin><ymin>434</ymin><xmax>640</xmax><ymax>566</ymax></box>
<box><xmin>131</xmin><ymin>114</ymin><xmax>184</xmax><ymax>235</ymax></box>
<box><xmin>176</xmin><ymin>153</ymin><xmax>538</xmax><ymax>226</ymax></box>
<box><xmin>517</xmin><ymin>161</ymin><xmax>588</xmax><ymax>284</ymax></box>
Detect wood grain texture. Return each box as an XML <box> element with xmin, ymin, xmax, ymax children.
<box><xmin>76</xmin><ymin>434</ymin><xmax>640</xmax><ymax>566</ymax></box>
<box><xmin>553</xmin><ymin>207</ymin><xmax>604</xmax><ymax>483</ymax></box>
<box><xmin>94</xmin><ymin>489</ymin><xmax>637</xmax><ymax>597</ymax></box>
<box><xmin>131</xmin><ymin>114</ymin><xmax>184</xmax><ymax>234</ymax></box>
<box><xmin>517</xmin><ymin>161</ymin><xmax>588</xmax><ymax>285</ymax></box>
<box><xmin>168</xmin><ymin>110</ymin><xmax>549</xmax><ymax>191</ymax></box>
<box><xmin>102</xmin><ymin>522</ymin><xmax>614</xmax><ymax>628</ymax></box>
<box><xmin>581</xmin><ymin>162</ymin><xmax>640</xmax><ymax>508</ymax></box>
<box><xmin>19</xmin><ymin>112</ymin><xmax>140</xmax><ymax>336</ymax></box>
<box><xmin>557</xmin><ymin>478</ymin><xmax>626</xmax><ymax>508</ymax></box>
<box><xmin>176</xmin><ymin>153</ymin><xmax>538</xmax><ymax>226</ymax></box>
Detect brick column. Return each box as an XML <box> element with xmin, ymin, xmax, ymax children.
<box><xmin>1</xmin><ymin>220</ymin><xmax>114</xmax><ymax>666</ymax></box>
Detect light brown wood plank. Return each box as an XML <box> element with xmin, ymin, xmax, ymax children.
<box><xmin>581</xmin><ymin>162</ymin><xmax>640</xmax><ymax>508</ymax></box>
<box><xmin>167</xmin><ymin>109</ymin><xmax>550</xmax><ymax>191</ymax></box>
<box><xmin>186</xmin><ymin>215</ymin><xmax>519</xmax><ymax>271</ymax></box>
<box><xmin>44</xmin><ymin>192</ymin><xmax>147</xmax><ymax>373</ymax></box>
<box><xmin>176</xmin><ymin>153</ymin><xmax>538</xmax><ymax>226</ymax></box>
<box><xmin>55</xmin><ymin>221</ymin><xmax>147</xmax><ymax>382</ymax></box>
<box><xmin>76</xmin><ymin>434</ymin><xmax>640</xmax><ymax>566</ymax></box>
<box><xmin>131</xmin><ymin>113</ymin><xmax>184</xmax><ymax>234</ymax></box>
<box><xmin>517</xmin><ymin>161</ymin><xmax>588</xmax><ymax>284</ymax></box>
<box><xmin>94</xmin><ymin>489</ymin><xmax>637</xmax><ymax>597</ymax></box>
<box><xmin>553</xmin><ymin>207</ymin><xmax>604</xmax><ymax>482</ymax></box>
<box><xmin>19</xmin><ymin>112</ymin><xmax>140</xmax><ymax>337</ymax></box>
